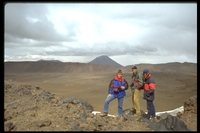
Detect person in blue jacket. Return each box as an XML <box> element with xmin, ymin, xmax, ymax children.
<box><xmin>100</xmin><ymin>69</ymin><xmax>129</xmax><ymax>117</ymax></box>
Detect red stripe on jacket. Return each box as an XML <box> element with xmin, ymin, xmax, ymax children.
<box><xmin>144</xmin><ymin>83</ymin><xmax>156</xmax><ymax>91</ymax></box>
<box><xmin>143</xmin><ymin>74</ymin><xmax>156</xmax><ymax>91</ymax></box>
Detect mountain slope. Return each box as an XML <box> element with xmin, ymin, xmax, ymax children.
<box><xmin>88</xmin><ymin>55</ymin><xmax>123</xmax><ymax>68</ymax></box>
<box><xmin>121</xmin><ymin>62</ymin><xmax>197</xmax><ymax>75</ymax></box>
<box><xmin>4</xmin><ymin>61</ymin><xmax>118</xmax><ymax>73</ymax></box>
<box><xmin>37</xmin><ymin>59</ymin><xmax>62</xmax><ymax>62</ymax></box>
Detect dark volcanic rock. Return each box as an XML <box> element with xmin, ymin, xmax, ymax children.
<box><xmin>14</xmin><ymin>88</ymin><xmax>32</xmax><ymax>96</ymax></box>
<box><xmin>4</xmin><ymin>110</ymin><xmax>13</xmax><ymax>122</ymax></box>
<box><xmin>4</xmin><ymin>122</ymin><xmax>15</xmax><ymax>131</ymax></box>
<box><xmin>4</xmin><ymin>84</ymin><xmax>17</xmax><ymax>91</ymax></box>
<box><xmin>180</xmin><ymin>95</ymin><xmax>197</xmax><ymax>131</ymax></box>
<box><xmin>63</xmin><ymin>96</ymin><xmax>94</xmax><ymax>112</ymax></box>
<box><xmin>39</xmin><ymin>90</ymin><xmax>55</xmax><ymax>101</ymax></box>
<box><xmin>149</xmin><ymin>115</ymin><xmax>190</xmax><ymax>131</ymax></box>
<box><xmin>34</xmin><ymin>119</ymin><xmax>52</xmax><ymax>127</ymax></box>
<box><xmin>184</xmin><ymin>95</ymin><xmax>197</xmax><ymax>114</ymax></box>
<box><xmin>6</xmin><ymin>102</ymin><xmax>19</xmax><ymax>109</ymax></box>
<box><xmin>70</xmin><ymin>121</ymin><xmax>81</xmax><ymax>131</ymax></box>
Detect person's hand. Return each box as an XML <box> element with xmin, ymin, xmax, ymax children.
<box><xmin>120</xmin><ymin>86</ymin><xmax>125</xmax><ymax>90</ymax></box>
<box><xmin>130</xmin><ymin>83</ymin><xmax>134</xmax><ymax>87</ymax></box>
<box><xmin>107</xmin><ymin>94</ymin><xmax>112</xmax><ymax>98</ymax></box>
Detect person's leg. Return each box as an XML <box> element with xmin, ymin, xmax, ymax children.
<box><xmin>103</xmin><ymin>95</ymin><xmax>115</xmax><ymax>113</ymax></box>
<box><xmin>150</xmin><ymin>101</ymin><xmax>156</xmax><ymax>118</ymax></box>
<box><xmin>146</xmin><ymin>100</ymin><xmax>151</xmax><ymax>119</ymax></box>
<box><xmin>132</xmin><ymin>91</ymin><xmax>134</xmax><ymax>108</ymax></box>
<box><xmin>117</xmin><ymin>97</ymin><xmax>124</xmax><ymax>116</ymax></box>
<box><xmin>151</xmin><ymin>101</ymin><xmax>157</xmax><ymax>122</ymax></box>
<box><xmin>134</xmin><ymin>89</ymin><xmax>141</xmax><ymax>115</ymax></box>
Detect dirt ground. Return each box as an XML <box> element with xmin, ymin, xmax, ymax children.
<box><xmin>4</xmin><ymin>71</ymin><xmax>197</xmax><ymax>115</ymax></box>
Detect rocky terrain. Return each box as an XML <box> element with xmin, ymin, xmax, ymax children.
<box><xmin>4</xmin><ymin>83</ymin><xmax>196</xmax><ymax>131</ymax></box>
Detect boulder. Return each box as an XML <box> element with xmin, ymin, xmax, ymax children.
<box><xmin>34</xmin><ymin>119</ymin><xmax>52</xmax><ymax>127</ymax></box>
<box><xmin>4</xmin><ymin>122</ymin><xmax>15</xmax><ymax>131</ymax></box>
<box><xmin>149</xmin><ymin>115</ymin><xmax>190</xmax><ymax>131</ymax></box>
<box><xmin>184</xmin><ymin>95</ymin><xmax>197</xmax><ymax>114</ymax></box>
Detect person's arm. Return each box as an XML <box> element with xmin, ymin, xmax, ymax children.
<box><xmin>138</xmin><ymin>73</ymin><xmax>144</xmax><ymax>86</ymax></box>
<box><xmin>146</xmin><ymin>79</ymin><xmax>156</xmax><ymax>96</ymax></box>
<box><xmin>149</xmin><ymin>78</ymin><xmax>156</xmax><ymax>90</ymax></box>
<box><xmin>124</xmin><ymin>79</ymin><xmax>129</xmax><ymax>90</ymax></box>
<box><xmin>108</xmin><ymin>79</ymin><xmax>114</xmax><ymax>94</ymax></box>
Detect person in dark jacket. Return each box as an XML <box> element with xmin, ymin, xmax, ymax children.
<box><xmin>142</xmin><ymin>68</ymin><xmax>156</xmax><ymax>122</ymax></box>
<box><xmin>100</xmin><ymin>69</ymin><xmax>129</xmax><ymax>117</ymax></box>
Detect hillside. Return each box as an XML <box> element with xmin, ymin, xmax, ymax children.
<box><xmin>4</xmin><ymin>61</ymin><xmax>118</xmax><ymax>74</ymax></box>
<box><xmin>37</xmin><ymin>59</ymin><xmax>62</xmax><ymax>63</ymax></box>
<box><xmin>121</xmin><ymin>62</ymin><xmax>197</xmax><ymax>75</ymax></box>
<box><xmin>88</xmin><ymin>55</ymin><xmax>123</xmax><ymax>68</ymax></box>
<box><xmin>4</xmin><ymin>61</ymin><xmax>197</xmax><ymax>75</ymax></box>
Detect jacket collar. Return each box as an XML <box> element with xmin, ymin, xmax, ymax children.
<box><xmin>145</xmin><ymin>74</ymin><xmax>151</xmax><ymax>80</ymax></box>
<box><xmin>114</xmin><ymin>75</ymin><xmax>124</xmax><ymax>82</ymax></box>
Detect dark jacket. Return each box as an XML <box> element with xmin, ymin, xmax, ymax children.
<box><xmin>143</xmin><ymin>74</ymin><xmax>156</xmax><ymax>101</ymax></box>
<box><xmin>108</xmin><ymin>75</ymin><xmax>129</xmax><ymax>98</ymax></box>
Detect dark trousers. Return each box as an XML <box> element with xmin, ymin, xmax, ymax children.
<box><xmin>146</xmin><ymin>100</ymin><xmax>156</xmax><ymax>119</ymax></box>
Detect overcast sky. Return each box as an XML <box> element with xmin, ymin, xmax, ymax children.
<box><xmin>4</xmin><ymin>3</ymin><xmax>197</xmax><ymax>66</ymax></box>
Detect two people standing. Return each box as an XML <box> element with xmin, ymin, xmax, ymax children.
<box><xmin>131</xmin><ymin>67</ymin><xmax>156</xmax><ymax>122</ymax></box>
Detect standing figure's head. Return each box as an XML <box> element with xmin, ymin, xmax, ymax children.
<box><xmin>143</xmin><ymin>68</ymin><xmax>149</xmax><ymax>79</ymax></box>
<box><xmin>117</xmin><ymin>69</ymin><xmax>123</xmax><ymax>78</ymax></box>
<box><xmin>132</xmin><ymin>65</ymin><xmax>137</xmax><ymax>74</ymax></box>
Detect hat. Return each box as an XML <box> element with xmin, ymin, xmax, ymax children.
<box><xmin>143</xmin><ymin>69</ymin><xmax>149</xmax><ymax>73</ymax></box>
<box><xmin>132</xmin><ymin>65</ymin><xmax>137</xmax><ymax>69</ymax></box>
<box><xmin>117</xmin><ymin>69</ymin><xmax>122</xmax><ymax>73</ymax></box>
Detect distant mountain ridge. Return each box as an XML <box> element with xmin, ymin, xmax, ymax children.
<box><xmin>88</xmin><ymin>55</ymin><xmax>123</xmax><ymax>68</ymax></box>
<box><xmin>4</xmin><ymin>60</ymin><xmax>197</xmax><ymax>75</ymax></box>
<box><xmin>4</xmin><ymin>61</ymin><xmax>118</xmax><ymax>73</ymax></box>
<box><xmin>121</xmin><ymin>62</ymin><xmax>197</xmax><ymax>75</ymax></box>
<box><xmin>37</xmin><ymin>59</ymin><xmax>62</xmax><ymax>62</ymax></box>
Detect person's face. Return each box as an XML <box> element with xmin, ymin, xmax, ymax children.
<box><xmin>132</xmin><ymin>69</ymin><xmax>137</xmax><ymax>74</ymax></box>
<box><xmin>117</xmin><ymin>73</ymin><xmax>122</xmax><ymax>78</ymax></box>
<box><xmin>143</xmin><ymin>73</ymin><xmax>147</xmax><ymax>79</ymax></box>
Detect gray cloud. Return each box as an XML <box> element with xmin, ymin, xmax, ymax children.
<box><xmin>4</xmin><ymin>3</ymin><xmax>197</xmax><ymax>65</ymax></box>
<box><xmin>5</xmin><ymin>3</ymin><xmax>75</xmax><ymax>42</ymax></box>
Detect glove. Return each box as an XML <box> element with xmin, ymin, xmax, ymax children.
<box><xmin>120</xmin><ymin>86</ymin><xmax>125</xmax><ymax>90</ymax></box>
<box><xmin>107</xmin><ymin>94</ymin><xmax>112</xmax><ymax>98</ymax></box>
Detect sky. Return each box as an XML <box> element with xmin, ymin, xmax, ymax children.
<box><xmin>4</xmin><ymin>3</ymin><xmax>197</xmax><ymax>66</ymax></box>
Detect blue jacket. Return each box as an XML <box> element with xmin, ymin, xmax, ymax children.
<box><xmin>108</xmin><ymin>75</ymin><xmax>129</xmax><ymax>98</ymax></box>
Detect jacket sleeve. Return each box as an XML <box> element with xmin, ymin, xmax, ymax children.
<box><xmin>138</xmin><ymin>73</ymin><xmax>144</xmax><ymax>86</ymax></box>
<box><xmin>108</xmin><ymin>79</ymin><xmax>114</xmax><ymax>94</ymax></box>
<box><xmin>124</xmin><ymin>79</ymin><xmax>129</xmax><ymax>90</ymax></box>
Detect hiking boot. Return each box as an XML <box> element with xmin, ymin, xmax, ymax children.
<box><xmin>134</xmin><ymin>113</ymin><xmax>141</xmax><ymax>116</ymax></box>
<box><xmin>100</xmin><ymin>112</ymin><xmax>108</xmax><ymax>117</ymax></box>
<box><xmin>131</xmin><ymin>108</ymin><xmax>136</xmax><ymax>114</ymax></box>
